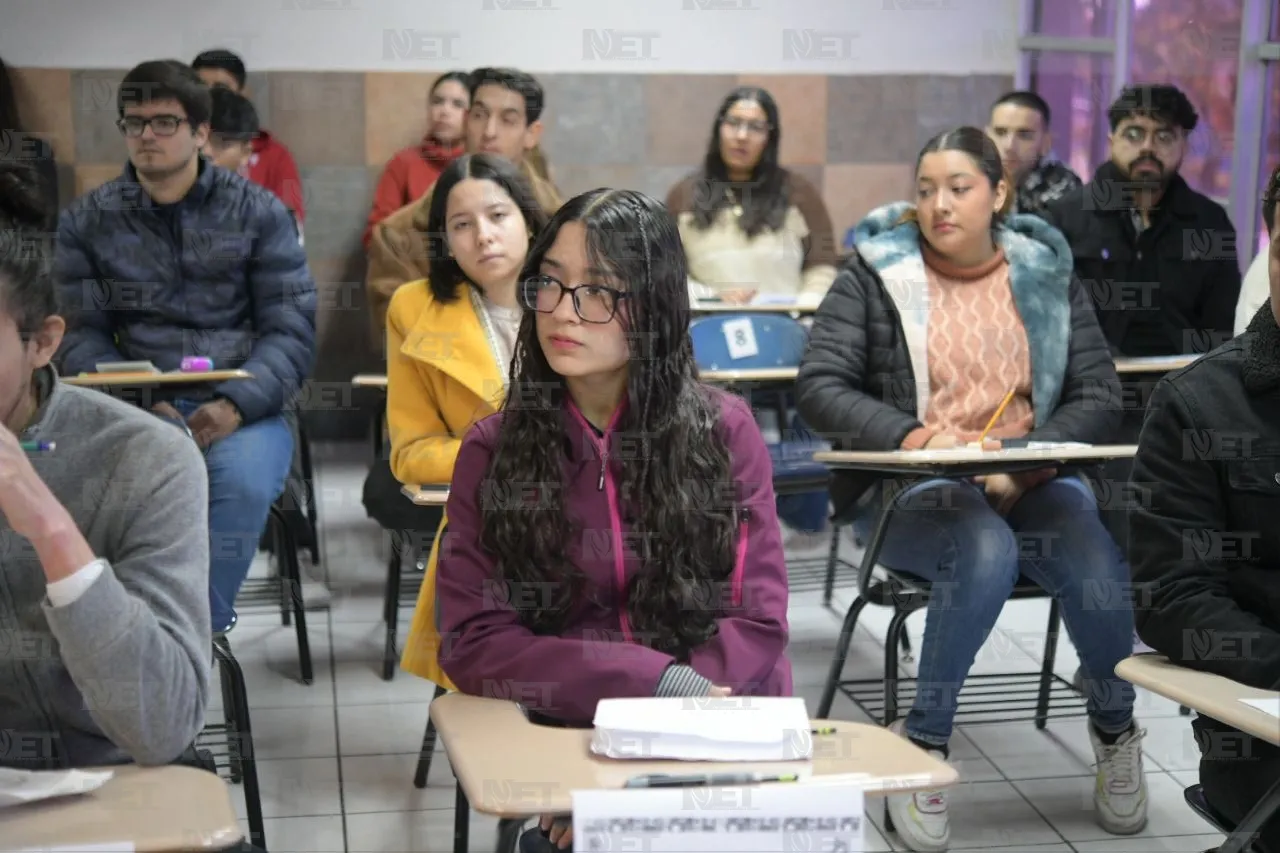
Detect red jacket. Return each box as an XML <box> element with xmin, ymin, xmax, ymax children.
<box><xmin>436</xmin><ymin>387</ymin><xmax>793</xmax><ymax>724</ymax></box>
<box><xmin>245</xmin><ymin>131</ymin><xmax>305</xmax><ymax>224</ymax></box>
<box><xmin>364</xmin><ymin>137</ymin><xmax>464</xmax><ymax>249</ymax></box>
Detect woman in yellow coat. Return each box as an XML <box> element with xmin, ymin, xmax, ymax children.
<box><xmin>387</xmin><ymin>153</ymin><xmax>549</xmax><ymax>687</ymax></box>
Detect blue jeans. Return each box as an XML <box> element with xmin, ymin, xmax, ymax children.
<box><xmin>172</xmin><ymin>400</ymin><xmax>294</xmax><ymax>633</ymax></box>
<box><xmin>853</xmin><ymin>476</ymin><xmax>1136</xmax><ymax>747</ymax></box>
<box><xmin>772</xmin><ymin>407</ymin><xmax>830</xmax><ymax>534</ymax></box>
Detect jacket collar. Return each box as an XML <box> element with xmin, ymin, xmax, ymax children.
<box><xmin>1086</xmin><ymin>160</ymin><xmax>1200</xmax><ymax>218</ymax></box>
<box><xmin>400</xmin><ymin>284</ymin><xmax>507</xmax><ymax>409</ymax></box>
<box><xmin>852</xmin><ymin>202</ymin><xmax>1074</xmax><ymax>424</ymax></box>
<box><xmin>1243</xmin><ymin>300</ymin><xmax>1280</xmax><ymax>395</ymax></box>
<box><xmin>561</xmin><ymin>393</ymin><xmax>630</xmax><ymax>464</ymax></box>
<box><xmin>119</xmin><ymin>155</ymin><xmax>214</xmax><ymax>209</ymax></box>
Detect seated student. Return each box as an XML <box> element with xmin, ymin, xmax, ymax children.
<box><xmin>363</xmin><ymin>71</ymin><xmax>469</xmax><ymax>250</ymax></box>
<box><xmin>366</xmin><ymin>67</ymin><xmax>563</xmax><ymax>347</ymax></box>
<box><xmin>0</xmin><ymin>162</ymin><xmax>210</xmax><ymax>772</ymax></box>
<box><xmin>53</xmin><ymin>59</ymin><xmax>317</xmax><ymax>634</ymax></box>
<box><xmin>985</xmin><ymin>90</ymin><xmax>1082</xmax><ymax>218</ymax></box>
<box><xmin>431</xmin><ymin>189</ymin><xmax>792</xmax><ymax>852</ymax></box>
<box><xmin>1235</xmin><ymin>167</ymin><xmax>1278</xmax><ymax>335</ymax></box>
<box><xmin>192</xmin><ymin>49</ymin><xmax>305</xmax><ymax>229</ymax></box>
<box><xmin>797</xmin><ymin>127</ymin><xmax>1144</xmax><ymax>852</ymax></box>
<box><xmin>1129</xmin><ymin>184</ymin><xmax>1280</xmax><ymax>853</ymax></box>
<box><xmin>203</xmin><ymin>86</ymin><xmax>258</xmax><ymax>175</ymax></box>
<box><xmin>0</xmin><ymin>56</ymin><xmax>59</xmax><ymax>222</ymax></box>
<box><xmin>388</xmin><ymin>154</ymin><xmax>548</xmax><ymax>687</ymax></box>
<box><xmin>665</xmin><ymin>86</ymin><xmax>839</xmax><ymax>308</ymax></box>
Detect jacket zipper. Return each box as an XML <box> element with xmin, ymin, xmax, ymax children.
<box><xmin>731</xmin><ymin>507</ymin><xmax>751</xmax><ymax>609</ymax></box>
<box><xmin>597</xmin><ymin>451</ymin><xmax>607</xmax><ymax>491</ymax></box>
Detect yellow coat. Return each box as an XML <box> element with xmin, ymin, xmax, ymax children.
<box><xmin>386</xmin><ymin>280</ymin><xmax>507</xmax><ymax>688</ymax></box>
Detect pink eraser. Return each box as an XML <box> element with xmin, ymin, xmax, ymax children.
<box><xmin>181</xmin><ymin>356</ymin><xmax>214</xmax><ymax>372</ymax></box>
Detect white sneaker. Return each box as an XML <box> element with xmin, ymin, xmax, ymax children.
<box><xmin>1089</xmin><ymin>722</ymin><xmax>1148</xmax><ymax>835</ymax></box>
<box><xmin>886</xmin><ymin>720</ymin><xmax>951</xmax><ymax>852</ymax></box>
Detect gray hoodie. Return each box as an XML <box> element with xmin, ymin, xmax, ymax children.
<box><xmin>0</xmin><ymin>368</ymin><xmax>211</xmax><ymax>768</ymax></box>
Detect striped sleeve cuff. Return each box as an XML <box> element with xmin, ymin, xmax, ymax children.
<box><xmin>654</xmin><ymin>664</ymin><xmax>715</xmax><ymax>698</ymax></box>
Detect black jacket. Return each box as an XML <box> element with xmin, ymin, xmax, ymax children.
<box><xmin>1042</xmin><ymin>161</ymin><xmax>1241</xmax><ymax>358</ymax></box>
<box><xmin>797</xmin><ymin>203</ymin><xmax>1122</xmax><ymax>514</ymax></box>
<box><xmin>1129</xmin><ymin>302</ymin><xmax>1280</xmax><ymax>698</ymax></box>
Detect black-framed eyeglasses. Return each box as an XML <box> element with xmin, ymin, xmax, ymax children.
<box><xmin>117</xmin><ymin>115</ymin><xmax>189</xmax><ymax>138</ymax></box>
<box><xmin>1118</xmin><ymin>124</ymin><xmax>1180</xmax><ymax>149</ymax></box>
<box><xmin>521</xmin><ymin>274</ymin><xmax>630</xmax><ymax>324</ymax></box>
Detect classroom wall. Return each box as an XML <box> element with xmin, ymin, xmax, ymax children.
<box><xmin>2</xmin><ymin>0</ymin><xmax>1017</xmax><ymax>439</ymax></box>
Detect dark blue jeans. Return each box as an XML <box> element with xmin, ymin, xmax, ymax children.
<box><xmin>853</xmin><ymin>476</ymin><xmax>1136</xmax><ymax>746</ymax></box>
<box><xmin>771</xmin><ymin>406</ymin><xmax>830</xmax><ymax>534</ymax></box>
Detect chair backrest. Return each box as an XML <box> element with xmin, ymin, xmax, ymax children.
<box><xmin>689</xmin><ymin>313</ymin><xmax>809</xmax><ymax>371</ymax></box>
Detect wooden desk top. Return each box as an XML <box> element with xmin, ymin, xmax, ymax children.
<box><xmin>63</xmin><ymin>369</ymin><xmax>252</xmax><ymax>387</ymax></box>
<box><xmin>691</xmin><ymin>303</ymin><xmax>817</xmax><ymax>315</ymax></box>
<box><xmin>431</xmin><ymin>694</ymin><xmax>958</xmax><ymax>817</ymax></box>
<box><xmin>352</xmin><ymin>373</ymin><xmax>390</xmax><ymax>389</ymax></box>
<box><xmin>1114</xmin><ymin>355</ymin><xmax>1200</xmax><ymax>375</ymax></box>
<box><xmin>402</xmin><ymin>484</ymin><xmax>450</xmax><ymax>506</ymax></box>
<box><xmin>1116</xmin><ymin>655</ymin><xmax>1280</xmax><ymax>746</ymax></box>
<box><xmin>0</xmin><ymin>764</ymin><xmax>242</xmax><ymax>852</ymax></box>
<box><xmin>814</xmin><ymin>444</ymin><xmax>1137</xmax><ymax>477</ymax></box>
<box><xmin>699</xmin><ymin>367</ymin><xmax>799</xmax><ymax>384</ymax></box>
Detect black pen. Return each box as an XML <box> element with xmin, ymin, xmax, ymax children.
<box><xmin>624</xmin><ymin>772</ymin><xmax>800</xmax><ymax>789</ymax></box>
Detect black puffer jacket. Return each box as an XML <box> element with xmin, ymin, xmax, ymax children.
<box><xmin>797</xmin><ymin>202</ymin><xmax>1123</xmax><ymax>513</ymax></box>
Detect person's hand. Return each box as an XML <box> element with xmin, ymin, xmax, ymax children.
<box><xmin>923</xmin><ymin>434</ymin><xmax>959</xmax><ymax>449</ymax></box>
<box><xmin>152</xmin><ymin>401</ymin><xmax>183</xmax><ymax>422</ymax></box>
<box><xmin>187</xmin><ymin>399</ymin><xmax>242</xmax><ymax>448</ymax></box>
<box><xmin>0</xmin><ymin>423</ymin><xmax>72</xmax><ymax>544</ymax></box>
<box><xmin>708</xmin><ymin>684</ymin><xmax>733</xmax><ymax>697</ymax></box>
<box><xmin>539</xmin><ymin>815</ymin><xmax>573</xmax><ymax>849</ymax></box>
<box><xmin>980</xmin><ymin>468</ymin><xmax>1056</xmax><ymax>515</ymax></box>
<box><xmin>720</xmin><ymin>289</ymin><xmax>758</xmax><ymax>305</ymax></box>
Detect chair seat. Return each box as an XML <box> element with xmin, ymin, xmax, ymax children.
<box><xmin>1184</xmin><ymin>784</ymin><xmax>1239</xmax><ymax>836</ymax></box>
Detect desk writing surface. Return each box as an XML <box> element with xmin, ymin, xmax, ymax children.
<box><xmin>0</xmin><ymin>764</ymin><xmax>242</xmax><ymax>852</ymax></box>
<box><xmin>352</xmin><ymin>373</ymin><xmax>390</xmax><ymax>389</ymax></box>
<box><xmin>63</xmin><ymin>369</ymin><xmax>252</xmax><ymax>387</ymax></box>
<box><xmin>814</xmin><ymin>444</ymin><xmax>1138</xmax><ymax>477</ymax></box>
<box><xmin>1114</xmin><ymin>355</ymin><xmax>1199</xmax><ymax>375</ymax></box>
<box><xmin>699</xmin><ymin>367</ymin><xmax>799</xmax><ymax>384</ymax></box>
<box><xmin>1116</xmin><ymin>656</ymin><xmax>1280</xmax><ymax>746</ymax></box>
<box><xmin>431</xmin><ymin>694</ymin><xmax>958</xmax><ymax>817</ymax></box>
<box><xmin>691</xmin><ymin>303</ymin><xmax>816</xmax><ymax>315</ymax></box>
<box><xmin>402</xmin><ymin>484</ymin><xmax>450</xmax><ymax>506</ymax></box>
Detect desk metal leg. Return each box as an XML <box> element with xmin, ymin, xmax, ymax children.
<box><xmin>1218</xmin><ymin>774</ymin><xmax>1280</xmax><ymax>853</ymax></box>
<box><xmin>495</xmin><ymin>818</ymin><xmax>527</xmax><ymax>853</ymax></box>
<box><xmin>454</xmin><ymin>781</ymin><xmax>470</xmax><ymax>853</ymax></box>
<box><xmin>817</xmin><ymin>497</ymin><xmax>899</xmax><ymax>718</ymax></box>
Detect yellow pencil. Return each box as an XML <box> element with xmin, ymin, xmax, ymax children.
<box><xmin>978</xmin><ymin>387</ymin><xmax>1016</xmax><ymax>445</ymax></box>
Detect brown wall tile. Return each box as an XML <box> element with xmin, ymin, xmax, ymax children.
<box><xmin>827</xmin><ymin>76</ymin><xmax>919</xmax><ymax>164</ymax></box>
<box><xmin>74</xmin><ymin>163</ymin><xmax>123</xmax><ymax>197</ymax></box>
<box><xmin>70</xmin><ymin>69</ymin><xmax>130</xmax><ymax>166</ymax></box>
<box><xmin>365</xmin><ymin>72</ymin><xmax>437</xmax><ymax>167</ymax></box>
<box><xmin>736</xmin><ymin>75</ymin><xmax>827</xmax><ymax>166</ymax></box>
<box><xmin>268</xmin><ymin>72</ymin><xmax>367</xmax><ymax>168</ymax></box>
<box><xmin>644</xmin><ymin>74</ymin><xmax>737</xmax><ymax>167</ymax></box>
<box><xmin>10</xmin><ymin>68</ymin><xmax>75</xmax><ymax>161</ymax></box>
<box><xmin>823</xmin><ymin>163</ymin><xmax>914</xmax><ymax>241</ymax></box>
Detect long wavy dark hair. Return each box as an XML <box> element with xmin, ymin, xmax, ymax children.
<box><xmin>479</xmin><ymin>189</ymin><xmax>739</xmax><ymax>658</ymax></box>
<box><xmin>690</xmin><ymin>86</ymin><xmax>788</xmax><ymax>239</ymax></box>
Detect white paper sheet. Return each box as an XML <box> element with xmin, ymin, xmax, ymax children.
<box><xmin>0</xmin><ymin>768</ymin><xmax>114</xmax><ymax>810</ymax></box>
<box><xmin>6</xmin><ymin>845</ymin><xmax>134</xmax><ymax>853</ymax></box>
<box><xmin>1240</xmin><ymin>697</ymin><xmax>1280</xmax><ymax>718</ymax></box>
<box><xmin>591</xmin><ymin>697</ymin><xmax>814</xmax><ymax>762</ymax></box>
<box><xmin>574</xmin><ymin>780</ymin><xmax>866</xmax><ymax>852</ymax></box>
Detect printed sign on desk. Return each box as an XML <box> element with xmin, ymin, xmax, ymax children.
<box><xmin>722</xmin><ymin>318</ymin><xmax>759</xmax><ymax>360</ymax></box>
<box><xmin>573</xmin><ymin>781</ymin><xmax>864</xmax><ymax>852</ymax></box>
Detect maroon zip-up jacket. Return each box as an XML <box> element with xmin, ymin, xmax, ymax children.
<box><xmin>436</xmin><ymin>386</ymin><xmax>793</xmax><ymax>724</ymax></box>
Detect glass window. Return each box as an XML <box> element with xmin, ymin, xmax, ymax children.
<box><xmin>1128</xmin><ymin>0</ymin><xmax>1243</xmax><ymax>200</ymax></box>
<box><xmin>1029</xmin><ymin>51</ymin><xmax>1114</xmax><ymax>179</ymax></box>
<box><xmin>1030</xmin><ymin>0</ymin><xmax>1116</xmax><ymax>37</ymax></box>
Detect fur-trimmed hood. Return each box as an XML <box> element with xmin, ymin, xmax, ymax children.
<box><xmin>849</xmin><ymin>202</ymin><xmax>1077</xmax><ymax>426</ymax></box>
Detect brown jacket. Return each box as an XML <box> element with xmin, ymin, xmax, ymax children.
<box><xmin>366</xmin><ymin>160</ymin><xmax>563</xmax><ymax>347</ymax></box>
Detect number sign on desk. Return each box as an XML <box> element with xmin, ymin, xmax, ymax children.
<box><xmin>574</xmin><ymin>782</ymin><xmax>865</xmax><ymax>853</ymax></box>
<box><xmin>722</xmin><ymin>318</ymin><xmax>760</xmax><ymax>360</ymax></box>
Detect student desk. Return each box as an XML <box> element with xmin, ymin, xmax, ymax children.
<box><xmin>352</xmin><ymin>373</ymin><xmax>390</xmax><ymax>457</ymax></box>
<box><xmin>691</xmin><ymin>302</ymin><xmax>817</xmax><ymax>316</ymax></box>
<box><xmin>1114</xmin><ymin>355</ymin><xmax>1200</xmax><ymax>375</ymax></box>
<box><xmin>63</xmin><ymin>369</ymin><xmax>254</xmax><ymax>387</ymax></box>
<box><xmin>381</xmin><ymin>485</ymin><xmax>450</xmax><ymax>679</ymax></box>
<box><xmin>699</xmin><ymin>367</ymin><xmax>799</xmax><ymax>385</ymax></box>
<box><xmin>0</xmin><ymin>764</ymin><xmax>243</xmax><ymax>852</ymax></box>
<box><xmin>811</xmin><ymin>444</ymin><xmax>1139</xmax><ymax>721</ymax></box>
<box><xmin>402</xmin><ymin>484</ymin><xmax>450</xmax><ymax>505</ymax></box>
<box><xmin>1116</xmin><ymin>655</ymin><xmax>1279</xmax><ymax>853</ymax></box>
<box><xmin>431</xmin><ymin>693</ymin><xmax>959</xmax><ymax>853</ymax></box>
<box><xmin>351</xmin><ymin>373</ymin><xmax>389</xmax><ymax>390</ymax></box>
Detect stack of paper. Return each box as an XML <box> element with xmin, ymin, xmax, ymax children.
<box><xmin>0</xmin><ymin>767</ymin><xmax>114</xmax><ymax>809</ymax></box>
<box><xmin>590</xmin><ymin>697</ymin><xmax>813</xmax><ymax>762</ymax></box>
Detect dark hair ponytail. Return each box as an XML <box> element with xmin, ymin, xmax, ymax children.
<box><xmin>900</xmin><ymin>125</ymin><xmax>1013</xmax><ymax>227</ymax></box>
<box><xmin>0</xmin><ymin>160</ymin><xmax>58</xmax><ymax>335</ymax></box>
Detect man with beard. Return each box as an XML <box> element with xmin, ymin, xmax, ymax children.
<box><xmin>1044</xmin><ymin>84</ymin><xmax>1241</xmax><ymax>358</ymax></box>
<box><xmin>53</xmin><ymin>59</ymin><xmax>316</xmax><ymax>636</ymax></box>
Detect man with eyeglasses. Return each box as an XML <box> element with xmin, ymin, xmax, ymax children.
<box><xmin>53</xmin><ymin>59</ymin><xmax>316</xmax><ymax>639</ymax></box>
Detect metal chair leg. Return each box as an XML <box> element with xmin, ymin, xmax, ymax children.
<box><xmin>1035</xmin><ymin>600</ymin><xmax>1062</xmax><ymax>730</ymax></box>
<box><xmin>883</xmin><ymin>608</ymin><xmax>911</xmax><ymax>726</ymax></box>
<box><xmin>295</xmin><ymin>414</ymin><xmax>320</xmax><ymax>566</ymax></box>
<box><xmin>269</xmin><ymin>505</ymin><xmax>314</xmax><ymax>685</ymax></box>
<box><xmin>214</xmin><ymin>637</ymin><xmax>266</xmax><ymax>851</ymax></box>
<box><xmin>817</xmin><ymin>595</ymin><xmax>869</xmax><ymax>718</ymax></box>
<box><xmin>413</xmin><ymin>683</ymin><xmax>449</xmax><ymax>788</ymax></box>
<box><xmin>454</xmin><ymin>778</ymin><xmax>470</xmax><ymax>853</ymax></box>
<box><xmin>496</xmin><ymin>818</ymin><xmax>527</xmax><ymax>853</ymax></box>
<box><xmin>383</xmin><ymin>532</ymin><xmax>404</xmax><ymax>682</ymax></box>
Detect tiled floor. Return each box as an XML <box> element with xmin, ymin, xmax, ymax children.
<box><xmin>218</xmin><ymin>444</ymin><xmax>1222</xmax><ymax>852</ymax></box>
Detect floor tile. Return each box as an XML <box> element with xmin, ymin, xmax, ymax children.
<box><xmin>962</xmin><ymin>719</ymin><xmax>1102</xmax><ymax>780</ymax></box>
<box><xmin>246</xmin><ymin>704</ymin><xmax>340</xmax><ymax>760</ymax></box>
<box><xmin>1071</xmin><ymin>835</ymin><xmax>1225</xmax><ymax>852</ymax></box>
<box><xmin>260</xmin><ymin>815</ymin><xmax>348</xmax><ymax>852</ymax></box>
<box><xmin>872</xmin><ymin>779</ymin><xmax>1064</xmax><ymax>850</ymax></box>
<box><xmin>340</xmin><ymin>754</ymin><xmax>454</xmax><ymax>814</ymax></box>
<box><xmin>337</xmin><ymin>702</ymin><xmax>433</xmax><ymax>757</ymax></box>
<box><xmin>242</xmin><ymin>757</ymin><xmax>344</xmax><ymax>820</ymax></box>
<box><xmin>1013</xmin><ymin>771</ymin><xmax>1211</xmax><ymax>842</ymax></box>
<box><xmin>1138</xmin><ymin>716</ymin><xmax>1203</xmax><ymax>772</ymax></box>
<box><xmin>345</xmin><ymin>808</ymin><xmax>502</xmax><ymax>853</ymax></box>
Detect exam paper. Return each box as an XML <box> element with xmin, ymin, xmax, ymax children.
<box><xmin>574</xmin><ymin>780</ymin><xmax>865</xmax><ymax>852</ymax></box>
<box><xmin>0</xmin><ymin>767</ymin><xmax>114</xmax><ymax>809</ymax></box>
<box><xmin>1240</xmin><ymin>697</ymin><xmax>1280</xmax><ymax>718</ymax></box>
<box><xmin>591</xmin><ymin>697</ymin><xmax>814</xmax><ymax>762</ymax></box>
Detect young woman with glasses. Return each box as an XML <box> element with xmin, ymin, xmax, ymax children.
<box><xmin>428</xmin><ymin>188</ymin><xmax>793</xmax><ymax>852</ymax></box>
<box><xmin>391</xmin><ymin>153</ymin><xmax>548</xmax><ymax>690</ymax></box>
